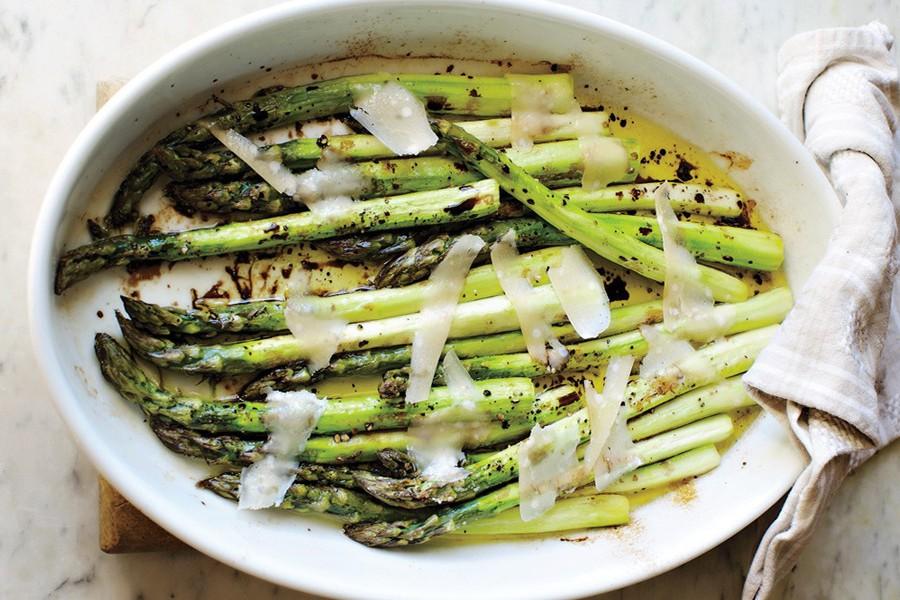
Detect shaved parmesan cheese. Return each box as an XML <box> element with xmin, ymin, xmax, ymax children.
<box><xmin>655</xmin><ymin>183</ymin><xmax>733</xmax><ymax>339</ymax></box>
<box><xmin>491</xmin><ymin>231</ymin><xmax>569</xmax><ymax>370</ymax></box>
<box><xmin>207</xmin><ymin>126</ymin><xmax>301</xmax><ymax>195</ymax></box>
<box><xmin>442</xmin><ymin>349</ymin><xmax>480</xmax><ymax>410</ymax></box>
<box><xmin>239</xmin><ymin>390</ymin><xmax>326</xmax><ymax>509</ymax></box>
<box><xmin>583</xmin><ymin>355</ymin><xmax>635</xmax><ymax>469</ymax></box>
<box><xmin>405</xmin><ymin>235</ymin><xmax>486</xmax><ymax>404</ymax></box>
<box><xmin>350</xmin><ymin>82</ymin><xmax>437</xmax><ymax>155</ymax></box>
<box><xmin>293</xmin><ymin>150</ymin><xmax>366</xmax><ymax>216</ymax></box>
<box><xmin>208</xmin><ymin>125</ymin><xmax>366</xmax><ymax>216</ymax></box>
<box><xmin>409</xmin><ymin>352</ymin><xmax>489</xmax><ymax>484</ymax></box>
<box><xmin>284</xmin><ymin>273</ymin><xmax>348</xmax><ymax>373</ymax></box>
<box><xmin>298</xmin><ymin>118</ymin><xmax>355</xmax><ymax>138</ymax></box>
<box><xmin>638</xmin><ymin>324</ymin><xmax>695</xmax><ymax>379</ymax></box>
<box><xmin>507</xmin><ymin>74</ymin><xmax>580</xmax><ymax>151</ymax></box>
<box><xmin>579</xmin><ymin>134</ymin><xmax>630</xmax><ymax>191</ymax></box>
<box><xmin>518</xmin><ymin>418</ymin><xmax>581</xmax><ymax>521</ymax></box>
<box><xmin>592</xmin><ymin>407</ymin><xmax>641</xmax><ymax>492</ymax></box>
<box><xmin>547</xmin><ymin>246</ymin><xmax>611</xmax><ymax>339</ymax></box>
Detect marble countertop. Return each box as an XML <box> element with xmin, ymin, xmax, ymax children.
<box><xmin>2</xmin><ymin>1</ymin><xmax>897</xmax><ymax>598</ymax></box>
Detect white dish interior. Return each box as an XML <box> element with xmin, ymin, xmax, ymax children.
<box><xmin>29</xmin><ymin>1</ymin><xmax>838</xmax><ymax>599</ymax></box>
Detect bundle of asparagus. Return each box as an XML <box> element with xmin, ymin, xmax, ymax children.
<box><xmin>58</xmin><ymin>69</ymin><xmax>788</xmax><ymax>547</ymax></box>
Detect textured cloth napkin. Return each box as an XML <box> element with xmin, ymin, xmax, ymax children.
<box><xmin>741</xmin><ymin>22</ymin><xmax>900</xmax><ymax>599</ymax></box>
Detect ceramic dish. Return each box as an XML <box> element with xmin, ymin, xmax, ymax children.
<box><xmin>29</xmin><ymin>1</ymin><xmax>838</xmax><ymax>598</ymax></box>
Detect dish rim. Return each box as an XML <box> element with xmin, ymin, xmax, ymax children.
<box><xmin>28</xmin><ymin>1</ymin><xmax>829</xmax><ymax>597</ymax></box>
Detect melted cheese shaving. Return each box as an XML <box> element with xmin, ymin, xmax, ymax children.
<box><xmin>507</xmin><ymin>74</ymin><xmax>580</xmax><ymax>151</ymax></box>
<box><xmin>518</xmin><ymin>418</ymin><xmax>582</xmax><ymax>521</ymax></box>
<box><xmin>238</xmin><ymin>390</ymin><xmax>326</xmax><ymax>509</ymax></box>
<box><xmin>583</xmin><ymin>355</ymin><xmax>634</xmax><ymax>467</ymax></box>
<box><xmin>491</xmin><ymin>231</ymin><xmax>569</xmax><ymax>370</ymax></box>
<box><xmin>579</xmin><ymin>134</ymin><xmax>630</xmax><ymax>190</ymax></box>
<box><xmin>350</xmin><ymin>81</ymin><xmax>438</xmax><ymax>155</ymax></box>
<box><xmin>638</xmin><ymin>324</ymin><xmax>695</xmax><ymax>379</ymax></box>
<box><xmin>655</xmin><ymin>183</ymin><xmax>733</xmax><ymax>339</ymax></box>
<box><xmin>207</xmin><ymin>126</ymin><xmax>301</xmax><ymax>196</ymax></box>
<box><xmin>284</xmin><ymin>273</ymin><xmax>348</xmax><ymax>373</ymax></box>
<box><xmin>409</xmin><ymin>351</ymin><xmax>490</xmax><ymax>484</ymax></box>
<box><xmin>405</xmin><ymin>235</ymin><xmax>486</xmax><ymax>404</ymax></box>
<box><xmin>547</xmin><ymin>246</ymin><xmax>611</xmax><ymax>339</ymax></box>
<box><xmin>208</xmin><ymin>126</ymin><xmax>366</xmax><ymax>216</ymax></box>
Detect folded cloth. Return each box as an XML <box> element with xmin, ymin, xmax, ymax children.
<box><xmin>741</xmin><ymin>22</ymin><xmax>900</xmax><ymax>599</ymax></box>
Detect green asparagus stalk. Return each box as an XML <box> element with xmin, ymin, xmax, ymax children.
<box><xmin>199</xmin><ymin>471</ymin><xmax>425</xmax><ymax>523</ymax></box>
<box><xmin>354</xmin><ymin>410</ymin><xmax>733</xmax><ymax>509</ymax></box>
<box><xmin>117</xmin><ymin>284</ymin><xmax>659</xmax><ymax>375</ymax></box>
<box><xmin>378</xmin><ymin>288</ymin><xmax>791</xmax><ymax>395</ymax></box>
<box><xmin>626</xmin><ymin>325</ymin><xmax>778</xmax><ymax>416</ymax></box>
<box><xmin>121</xmin><ymin>245</ymin><xmax>570</xmax><ymax>336</ymax></box>
<box><xmin>165</xmin><ymin>139</ymin><xmax>639</xmax><ymax>216</ymax></box>
<box><xmin>149</xmin><ymin>384</ymin><xmax>582</xmax><ymax>465</ymax></box>
<box><xmin>452</xmin><ymin>494</ymin><xmax>629</xmax><ymax>536</ymax></box>
<box><xmin>627</xmin><ymin>376</ymin><xmax>754</xmax><ymax>440</ymax></box>
<box><xmin>601</xmin><ymin>444</ymin><xmax>721</xmax><ymax>494</ymax></box>
<box><xmin>56</xmin><ymin>180</ymin><xmax>499</xmax><ymax>293</ymax></box>
<box><xmin>373</xmin><ymin>217</ymin><xmax>570</xmax><ymax>288</ymax></box>
<box><xmin>95</xmin><ymin>331</ymin><xmax>538</xmax><ymax>435</ymax></box>
<box><xmin>561</xmin><ymin>182</ymin><xmax>744</xmax><ymax>217</ymax></box>
<box><xmin>240</xmin><ymin>299</ymin><xmax>660</xmax><ymax>399</ymax></box>
<box><xmin>375</xmin><ymin>214</ymin><xmax>783</xmax><ymax>289</ymax></box>
<box><xmin>157</xmin><ymin>113</ymin><xmax>610</xmax><ymax>182</ymax></box>
<box><xmin>344</xmin><ymin>415</ymin><xmax>732</xmax><ymax>545</ymax></box>
<box><xmin>107</xmin><ymin>72</ymin><xmax>558</xmax><ymax>227</ymax></box>
<box><xmin>597</xmin><ymin>213</ymin><xmax>783</xmax><ymax>271</ymax></box>
<box><xmin>431</xmin><ymin>119</ymin><xmax>749</xmax><ymax>303</ymax></box>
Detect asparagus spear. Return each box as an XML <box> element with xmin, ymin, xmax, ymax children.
<box><xmin>561</xmin><ymin>182</ymin><xmax>744</xmax><ymax>217</ymax></box>
<box><xmin>627</xmin><ymin>376</ymin><xmax>754</xmax><ymax>440</ymax></box>
<box><xmin>199</xmin><ymin>471</ymin><xmax>425</xmax><ymax>523</ymax></box>
<box><xmin>150</xmin><ymin>384</ymin><xmax>582</xmax><ymax>465</ymax></box>
<box><xmin>375</xmin><ymin>214</ymin><xmax>783</xmax><ymax>288</ymax></box>
<box><xmin>203</xmin><ymin>472</ymin><xmax>631</xmax><ymax>535</ymax></box>
<box><xmin>107</xmin><ymin>72</ymin><xmax>555</xmax><ymax>227</ymax></box>
<box><xmin>165</xmin><ymin>139</ymin><xmax>640</xmax><ymax>216</ymax></box>
<box><xmin>56</xmin><ymin>180</ymin><xmax>499</xmax><ymax>293</ymax></box>
<box><xmin>378</xmin><ymin>288</ymin><xmax>791</xmax><ymax>395</ymax></box>
<box><xmin>452</xmin><ymin>494</ymin><xmax>629</xmax><ymax>536</ymax></box>
<box><xmin>344</xmin><ymin>416</ymin><xmax>732</xmax><ymax>545</ymax></box>
<box><xmin>157</xmin><ymin>113</ymin><xmax>610</xmax><ymax>182</ymax></box>
<box><xmin>118</xmin><ymin>284</ymin><xmax>660</xmax><ymax>375</ymax></box>
<box><xmin>240</xmin><ymin>299</ymin><xmax>660</xmax><ymax>399</ymax></box>
<box><xmin>96</xmin><ymin>331</ymin><xmax>538</xmax><ymax>435</ymax></box>
<box><xmin>431</xmin><ymin>119</ymin><xmax>749</xmax><ymax>303</ymax></box>
<box><xmin>121</xmin><ymin>245</ymin><xmax>570</xmax><ymax>336</ymax></box>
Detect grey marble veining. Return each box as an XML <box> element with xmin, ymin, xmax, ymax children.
<box><xmin>1</xmin><ymin>1</ymin><xmax>897</xmax><ymax>598</ymax></box>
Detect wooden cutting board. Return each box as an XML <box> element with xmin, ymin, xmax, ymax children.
<box><xmin>93</xmin><ymin>80</ymin><xmax>184</xmax><ymax>554</ymax></box>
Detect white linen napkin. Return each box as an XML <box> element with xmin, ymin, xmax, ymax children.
<box><xmin>741</xmin><ymin>21</ymin><xmax>899</xmax><ymax>599</ymax></box>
